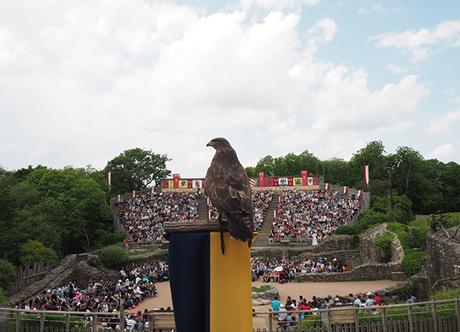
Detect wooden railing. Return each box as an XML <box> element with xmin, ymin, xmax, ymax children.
<box><xmin>1</xmin><ymin>298</ymin><xmax>459</xmax><ymax>332</ymax></box>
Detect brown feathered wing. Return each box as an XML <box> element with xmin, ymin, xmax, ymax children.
<box><xmin>205</xmin><ymin>152</ymin><xmax>254</xmax><ymax>243</ymax></box>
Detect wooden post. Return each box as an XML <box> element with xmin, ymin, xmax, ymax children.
<box><xmin>407</xmin><ymin>304</ymin><xmax>414</xmax><ymax>332</ymax></box>
<box><xmin>354</xmin><ymin>308</ymin><xmax>359</xmax><ymax>332</ymax></box>
<box><xmin>455</xmin><ymin>298</ymin><xmax>460</xmax><ymax>332</ymax></box>
<box><xmin>39</xmin><ymin>312</ymin><xmax>45</xmax><ymax>332</ymax></box>
<box><xmin>298</xmin><ymin>310</ymin><xmax>303</xmax><ymax>332</ymax></box>
<box><xmin>92</xmin><ymin>313</ymin><xmax>97</xmax><ymax>332</ymax></box>
<box><xmin>120</xmin><ymin>307</ymin><xmax>125</xmax><ymax>332</ymax></box>
<box><xmin>15</xmin><ymin>311</ymin><xmax>20</xmax><ymax>332</ymax></box>
<box><xmin>381</xmin><ymin>307</ymin><xmax>387</xmax><ymax>332</ymax></box>
<box><xmin>431</xmin><ymin>301</ymin><xmax>438</xmax><ymax>332</ymax></box>
<box><xmin>326</xmin><ymin>309</ymin><xmax>332</xmax><ymax>332</ymax></box>
<box><xmin>65</xmin><ymin>313</ymin><xmax>70</xmax><ymax>332</ymax></box>
<box><xmin>268</xmin><ymin>312</ymin><xmax>273</xmax><ymax>332</ymax></box>
<box><xmin>165</xmin><ymin>221</ymin><xmax>252</xmax><ymax>332</ymax></box>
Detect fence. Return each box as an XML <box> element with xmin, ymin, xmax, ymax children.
<box><xmin>8</xmin><ymin>262</ymin><xmax>53</xmax><ymax>295</ymax></box>
<box><xmin>0</xmin><ymin>298</ymin><xmax>459</xmax><ymax>332</ymax></box>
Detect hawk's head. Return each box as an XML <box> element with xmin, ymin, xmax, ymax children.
<box><xmin>206</xmin><ymin>137</ymin><xmax>232</xmax><ymax>151</ymax></box>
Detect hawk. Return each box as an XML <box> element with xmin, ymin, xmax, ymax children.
<box><xmin>205</xmin><ymin>137</ymin><xmax>254</xmax><ymax>254</ymax></box>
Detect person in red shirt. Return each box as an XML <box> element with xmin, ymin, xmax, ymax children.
<box><xmin>374</xmin><ymin>292</ymin><xmax>382</xmax><ymax>306</ymax></box>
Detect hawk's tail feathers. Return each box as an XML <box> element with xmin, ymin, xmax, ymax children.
<box><xmin>223</xmin><ymin>212</ymin><xmax>253</xmax><ymax>245</ymax></box>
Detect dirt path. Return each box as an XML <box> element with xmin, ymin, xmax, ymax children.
<box><xmin>135</xmin><ymin>279</ymin><xmax>401</xmax><ymax>312</ymax></box>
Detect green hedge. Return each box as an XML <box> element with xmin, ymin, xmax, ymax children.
<box><xmin>433</xmin><ymin>287</ymin><xmax>460</xmax><ymax>300</ymax></box>
<box><xmin>401</xmin><ymin>250</ymin><xmax>426</xmax><ymax>276</ymax></box>
<box><xmin>0</xmin><ymin>287</ymin><xmax>5</xmax><ymax>304</ymax></box>
<box><xmin>374</xmin><ymin>232</ymin><xmax>394</xmax><ymax>263</ymax></box>
<box><xmin>99</xmin><ymin>246</ymin><xmax>128</xmax><ymax>269</ymax></box>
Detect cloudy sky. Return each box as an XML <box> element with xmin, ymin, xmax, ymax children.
<box><xmin>1</xmin><ymin>0</ymin><xmax>459</xmax><ymax>177</ymax></box>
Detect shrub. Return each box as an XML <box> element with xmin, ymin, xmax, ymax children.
<box><xmin>402</xmin><ymin>250</ymin><xmax>426</xmax><ymax>276</ymax></box>
<box><xmin>433</xmin><ymin>288</ymin><xmax>460</xmax><ymax>300</ymax></box>
<box><xmin>374</xmin><ymin>232</ymin><xmax>394</xmax><ymax>263</ymax></box>
<box><xmin>387</xmin><ymin>223</ymin><xmax>410</xmax><ymax>249</ymax></box>
<box><xmin>335</xmin><ymin>224</ymin><xmax>364</xmax><ymax>236</ymax></box>
<box><xmin>408</xmin><ymin>224</ymin><xmax>429</xmax><ymax>249</ymax></box>
<box><xmin>20</xmin><ymin>240</ymin><xmax>59</xmax><ymax>265</ymax></box>
<box><xmin>445</xmin><ymin>212</ymin><xmax>460</xmax><ymax>228</ymax></box>
<box><xmin>0</xmin><ymin>259</ymin><xmax>16</xmax><ymax>289</ymax></box>
<box><xmin>99</xmin><ymin>246</ymin><xmax>128</xmax><ymax>269</ymax></box>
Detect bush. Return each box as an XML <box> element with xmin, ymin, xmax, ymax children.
<box><xmin>402</xmin><ymin>250</ymin><xmax>426</xmax><ymax>276</ymax></box>
<box><xmin>335</xmin><ymin>224</ymin><xmax>364</xmax><ymax>236</ymax></box>
<box><xmin>433</xmin><ymin>287</ymin><xmax>460</xmax><ymax>300</ymax></box>
<box><xmin>99</xmin><ymin>246</ymin><xmax>127</xmax><ymax>269</ymax></box>
<box><xmin>20</xmin><ymin>240</ymin><xmax>59</xmax><ymax>265</ymax></box>
<box><xmin>0</xmin><ymin>259</ymin><xmax>16</xmax><ymax>289</ymax></box>
<box><xmin>374</xmin><ymin>232</ymin><xmax>394</xmax><ymax>263</ymax></box>
<box><xmin>387</xmin><ymin>223</ymin><xmax>410</xmax><ymax>249</ymax></box>
<box><xmin>408</xmin><ymin>224</ymin><xmax>429</xmax><ymax>249</ymax></box>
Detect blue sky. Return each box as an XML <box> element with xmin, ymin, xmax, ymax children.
<box><xmin>0</xmin><ymin>0</ymin><xmax>459</xmax><ymax>176</ymax></box>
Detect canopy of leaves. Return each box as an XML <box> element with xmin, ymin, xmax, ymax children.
<box><xmin>19</xmin><ymin>240</ymin><xmax>59</xmax><ymax>265</ymax></box>
<box><xmin>104</xmin><ymin>148</ymin><xmax>171</xmax><ymax>195</ymax></box>
<box><xmin>0</xmin><ymin>166</ymin><xmax>114</xmax><ymax>264</ymax></box>
<box><xmin>99</xmin><ymin>246</ymin><xmax>128</xmax><ymax>269</ymax></box>
<box><xmin>247</xmin><ymin>141</ymin><xmax>460</xmax><ymax>215</ymax></box>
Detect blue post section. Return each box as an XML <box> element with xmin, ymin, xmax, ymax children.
<box><xmin>168</xmin><ymin>232</ymin><xmax>210</xmax><ymax>332</ymax></box>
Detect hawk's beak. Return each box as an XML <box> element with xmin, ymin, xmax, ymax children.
<box><xmin>206</xmin><ymin>142</ymin><xmax>212</xmax><ymax>147</ymax></box>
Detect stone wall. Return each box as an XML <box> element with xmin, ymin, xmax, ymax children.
<box><xmin>359</xmin><ymin>223</ymin><xmax>404</xmax><ymax>264</ymax></box>
<box><xmin>295</xmin><ymin>262</ymin><xmax>404</xmax><ymax>282</ymax></box>
<box><xmin>5</xmin><ymin>254</ymin><xmax>116</xmax><ymax>307</ymax></box>
<box><xmin>426</xmin><ymin>226</ymin><xmax>460</xmax><ymax>291</ymax></box>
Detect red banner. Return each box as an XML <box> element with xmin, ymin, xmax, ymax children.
<box><xmin>258</xmin><ymin>172</ymin><xmax>265</xmax><ymax>187</ymax></box>
<box><xmin>301</xmin><ymin>170</ymin><xmax>308</xmax><ymax>186</ymax></box>
<box><xmin>314</xmin><ymin>176</ymin><xmax>319</xmax><ymax>185</ymax></box>
<box><xmin>288</xmin><ymin>177</ymin><xmax>293</xmax><ymax>186</ymax></box>
<box><xmin>173</xmin><ymin>173</ymin><xmax>180</xmax><ymax>189</ymax></box>
<box><xmin>273</xmin><ymin>177</ymin><xmax>279</xmax><ymax>187</ymax></box>
<box><xmin>266</xmin><ymin>177</ymin><xmax>274</xmax><ymax>187</ymax></box>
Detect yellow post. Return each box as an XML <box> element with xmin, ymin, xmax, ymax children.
<box><xmin>210</xmin><ymin>233</ymin><xmax>252</xmax><ymax>332</ymax></box>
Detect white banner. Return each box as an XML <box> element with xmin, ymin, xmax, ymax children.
<box><xmin>278</xmin><ymin>177</ymin><xmax>288</xmax><ymax>186</ymax></box>
<box><xmin>307</xmin><ymin>177</ymin><xmax>314</xmax><ymax>186</ymax></box>
<box><xmin>192</xmin><ymin>179</ymin><xmax>202</xmax><ymax>189</ymax></box>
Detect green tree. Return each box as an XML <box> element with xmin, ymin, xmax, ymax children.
<box><xmin>19</xmin><ymin>240</ymin><xmax>58</xmax><ymax>265</ymax></box>
<box><xmin>0</xmin><ymin>167</ymin><xmax>113</xmax><ymax>263</ymax></box>
<box><xmin>105</xmin><ymin>148</ymin><xmax>171</xmax><ymax>194</ymax></box>
<box><xmin>99</xmin><ymin>246</ymin><xmax>128</xmax><ymax>269</ymax></box>
<box><xmin>255</xmin><ymin>155</ymin><xmax>275</xmax><ymax>176</ymax></box>
<box><xmin>0</xmin><ymin>259</ymin><xmax>15</xmax><ymax>290</ymax></box>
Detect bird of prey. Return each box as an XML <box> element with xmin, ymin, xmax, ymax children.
<box><xmin>205</xmin><ymin>137</ymin><xmax>254</xmax><ymax>254</ymax></box>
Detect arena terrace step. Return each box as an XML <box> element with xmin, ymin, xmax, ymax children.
<box><xmin>253</xmin><ymin>192</ymin><xmax>279</xmax><ymax>247</ymax></box>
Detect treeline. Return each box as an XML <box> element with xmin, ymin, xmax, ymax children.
<box><xmin>0</xmin><ymin>148</ymin><xmax>171</xmax><ymax>296</ymax></box>
<box><xmin>246</xmin><ymin>141</ymin><xmax>460</xmax><ymax>215</ymax></box>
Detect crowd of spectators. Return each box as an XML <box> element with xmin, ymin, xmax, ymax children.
<box><xmin>269</xmin><ymin>190</ymin><xmax>360</xmax><ymax>244</ymax></box>
<box><xmin>208</xmin><ymin>191</ymin><xmax>273</xmax><ymax>231</ymax></box>
<box><xmin>251</xmin><ymin>256</ymin><xmax>348</xmax><ymax>283</ymax></box>
<box><xmin>119</xmin><ymin>192</ymin><xmax>199</xmax><ymax>244</ymax></box>
<box><xmin>17</xmin><ymin>261</ymin><xmax>169</xmax><ymax>313</ymax></box>
<box><xmin>270</xmin><ymin>292</ymin><xmax>386</xmax><ymax>327</ymax></box>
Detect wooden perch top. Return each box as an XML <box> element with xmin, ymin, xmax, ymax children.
<box><xmin>164</xmin><ymin>220</ymin><xmax>228</xmax><ymax>234</ymax></box>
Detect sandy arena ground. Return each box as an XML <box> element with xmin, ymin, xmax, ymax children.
<box><xmin>136</xmin><ymin>279</ymin><xmax>401</xmax><ymax>312</ymax></box>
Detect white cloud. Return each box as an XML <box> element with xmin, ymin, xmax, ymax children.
<box><xmin>427</xmin><ymin>110</ymin><xmax>460</xmax><ymax>134</ymax></box>
<box><xmin>386</xmin><ymin>64</ymin><xmax>405</xmax><ymax>74</ymax></box>
<box><xmin>358</xmin><ymin>3</ymin><xmax>401</xmax><ymax>15</ymax></box>
<box><xmin>429</xmin><ymin>143</ymin><xmax>458</xmax><ymax>161</ymax></box>
<box><xmin>0</xmin><ymin>0</ymin><xmax>434</xmax><ymax>175</ymax></box>
<box><xmin>241</xmin><ymin>0</ymin><xmax>320</xmax><ymax>11</ymax></box>
<box><xmin>371</xmin><ymin>20</ymin><xmax>460</xmax><ymax>62</ymax></box>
